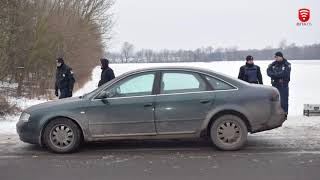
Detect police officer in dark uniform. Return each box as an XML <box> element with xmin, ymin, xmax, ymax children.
<box><xmin>98</xmin><ymin>58</ymin><xmax>115</xmax><ymax>87</ymax></box>
<box><xmin>267</xmin><ymin>52</ymin><xmax>291</xmax><ymax>116</ymax></box>
<box><xmin>238</xmin><ymin>55</ymin><xmax>263</xmax><ymax>84</ymax></box>
<box><xmin>55</xmin><ymin>57</ymin><xmax>75</xmax><ymax>99</ymax></box>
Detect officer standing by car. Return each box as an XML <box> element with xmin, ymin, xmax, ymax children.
<box><xmin>55</xmin><ymin>57</ymin><xmax>75</xmax><ymax>99</ymax></box>
<box><xmin>267</xmin><ymin>52</ymin><xmax>291</xmax><ymax>116</ymax></box>
<box><xmin>238</xmin><ymin>55</ymin><xmax>263</xmax><ymax>84</ymax></box>
<box><xmin>98</xmin><ymin>58</ymin><xmax>115</xmax><ymax>87</ymax></box>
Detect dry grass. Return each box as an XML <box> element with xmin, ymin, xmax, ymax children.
<box><xmin>0</xmin><ymin>96</ymin><xmax>20</xmax><ymax>117</ymax></box>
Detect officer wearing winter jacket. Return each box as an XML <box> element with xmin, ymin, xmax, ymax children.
<box><xmin>267</xmin><ymin>52</ymin><xmax>291</xmax><ymax>115</ymax></box>
<box><xmin>238</xmin><ymin>55</ymin><xmax>263</xmax><ymax>84</ymax></box>
<box><xmin>98</xmin><ymin>58</ymin><xmax>115</xmax><ymax>87</ymax></box>
<box><xmin>55</xmin><ymin>57</ymin><xmax>75</xmax><ymax>99</ymax></box>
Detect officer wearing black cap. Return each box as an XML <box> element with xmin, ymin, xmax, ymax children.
<box><xmin>238</xmin><ymin>55</ymin><xmax>263</xmax><ymax>84</ymax></box>
<box><xmin>267</xmin><ymin>52</ymin><xmax>291</xmax><ymax>116</ymax></box>
<box><xmin>55</xmin><ymin>57</ymin><xmax>75</xmax><ymax>99</ymax></box>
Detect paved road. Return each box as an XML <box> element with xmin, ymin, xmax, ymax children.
<box><xmin>0</xmin><ymin>118</ymin><xmax>320</xmax><ymax>180</ymax></box>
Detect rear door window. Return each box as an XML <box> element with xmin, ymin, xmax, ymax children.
<box><xmin>205</xmin><ymin>76</ymin><xmax>235</xmax><ymax>90</ymax></box>
<box><xmin>160</xmin><ymin>72</ymin><xmax>207</xmax><ymax>94</ymax></box>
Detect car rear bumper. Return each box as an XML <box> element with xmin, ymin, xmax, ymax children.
<box><xmin>252</xmin><ymin>106</ymin><xmax>286</xmax><ymax>133</ymax></box>
<box><xmin>16</xmin><ymin>120</ymin><xmax>40</xmax><ymax>145</ymax></box>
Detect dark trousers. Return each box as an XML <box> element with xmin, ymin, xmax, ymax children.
<box><xmin>59</xmin><ymin>88</ymin><xmax>72</xmax><ymax>99</ymax></box>
<box><xmin>273</xmin><ymin>84</ymin><xmax>289</xmax><ymax>113</ymax></box>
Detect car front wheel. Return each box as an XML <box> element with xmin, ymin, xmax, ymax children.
<box><xmin>210</xmin><ymin>115</ymin><xmax>248</xmax><ymax>151</ymax></box>
<box><xmin>43</xmin><ymin>118</ymin><xmax>82</xmax><ymax>153</ymax></box>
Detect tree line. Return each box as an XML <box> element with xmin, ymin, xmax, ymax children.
<box><xmin>108</xmin><ymin>42</ymin><xmax>320</xmax><ymax>63</ymax></box>
<box><xmin>0</xmin><ymin>0</ymin><xmax>114</xmax><ymax>98</ymax></box>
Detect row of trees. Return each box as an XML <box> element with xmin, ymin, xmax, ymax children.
<box><xmin>0</xmin><ymin>0</ymin><xmax>114</xmax><ymax>98</ymax></box>
<box><xmin>108</xmin><ymin>42</ymin><xmax>320</xmax><ymax>63</ymax></box>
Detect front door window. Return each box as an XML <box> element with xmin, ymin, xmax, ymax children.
<box><xmin>107</xmin><ymin>73</ymin><xmax>155</xmax><ymax>98</ymax></box>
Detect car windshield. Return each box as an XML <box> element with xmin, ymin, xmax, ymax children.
<box><xmin>80</xmin><ymin>77</ymin><xmax>119</xmax><ymax>99</ymax></box>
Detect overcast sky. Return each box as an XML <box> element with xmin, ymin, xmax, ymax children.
<box><xmin>110</xmin><ymin>0</ymin><xmax>319</xmax><ymax>51</ymax></box>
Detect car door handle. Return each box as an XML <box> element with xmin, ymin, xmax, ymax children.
<box><xmin>200</xmin><ymin>100</ymin><xmax>211</xmax><ymax>104</ymax></box>
<box><xmin>144</xmin><ymin>104</ymin><xmax>153</xmax><ymax>107</ymax></box>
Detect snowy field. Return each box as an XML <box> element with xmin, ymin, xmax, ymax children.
<box><xmin>1</xmin><ymin>60</ymin><xmax>320</xmax><ymax>135</ymax></box>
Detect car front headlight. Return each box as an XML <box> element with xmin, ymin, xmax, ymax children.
<box><xmin>19</xmin><ymin>112</ymin><xmax>30</xmax><ymax>122</ymax></box>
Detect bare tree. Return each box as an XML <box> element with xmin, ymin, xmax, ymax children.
<box><xmin>0</xmin><ymin>0</ymin><xmax>115</xmax><ymax>98</ymax></box>
<box><xmin>279</xmin><ymin>39</ymin><xmax>287</xmax><ymax>50</ymax></box>
<box><xmin>121</xmin><ymin>42</ymin><xmax>134</xmax><ymax>63</ymax></box>
<box><xmin>108</xmin><ymin>43</ymin><xmax>320</xmax><ymax>63</ymax></box>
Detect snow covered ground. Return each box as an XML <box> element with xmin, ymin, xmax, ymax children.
<box><xmin>0</xmin><ymin>98</ymin><xmax>47</xmax><ymax>134</ymax></box>
<box><xmin>1</xmin><ymin>60</ymin><xmax>320</xmax><ymax>135</ymax></box>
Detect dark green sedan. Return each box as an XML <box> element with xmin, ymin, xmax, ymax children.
<box><xmin>17</xmin><ymin>66</ymin><xmax>286</xmax><ymax>153</ymax></box>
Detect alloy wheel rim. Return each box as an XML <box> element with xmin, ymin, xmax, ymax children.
<box><xmin>50</xmin><ymin>124</ymin><xmax>74</xmax><ymax>148</ymax></box>
<box><xmin>217</xmin><ymin>121</ymin><xmax>241</xmax><ymax>145</ymax></box>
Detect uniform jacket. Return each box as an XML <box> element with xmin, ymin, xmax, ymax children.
<box><xmin>267</xmin><ymin>59</ymin><xmax>291</xmax><ymax>86</ymax></box>
<box><xmin>55</xmin><ymin>64</ymin><xmax>75</xmax><ymax>92</ymax></box>
<box><xmin>238</xmin><ymin>63</ymin><xmax>263</xmax><ymax>84</ymax></box>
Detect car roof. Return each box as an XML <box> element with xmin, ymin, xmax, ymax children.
<box><xmin>122</xmin><ymin>66</ymin><xmax>217</xmax><ymax>75</ymax></box>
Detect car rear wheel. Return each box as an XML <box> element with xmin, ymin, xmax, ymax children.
<box><xmin>210</xmin><ymin>115</ymin><xmax>248</xmax><ymax>151</ymax></box>
<box><xmin>43</xmin><ymin>118</ymin><xmax>82</xmax><ymax>153</ymax></box>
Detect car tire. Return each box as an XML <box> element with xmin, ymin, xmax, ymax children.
<box><xmin>43</xmin><ymin>118</ymin><xmax>82</xmax><ymax>153</ymax></box>
<box><xmin>210</xmin><ymin>115</ymin><xmax>248</xmax><ymax>151</ymax></box>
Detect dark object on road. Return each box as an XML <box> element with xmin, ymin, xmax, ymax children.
<box><xmin>55</xmin><ymin>57</ymin><xmax>75</xmax><ymax>99</ymax></box>
<box><xmin>17</xmin><ymin>66</ymin><xmax>286</xmax><ymax>153</ymax></box>
<box><xmin>267</xmin><ymin>52</ymin><xmax>291</xmax><ymax>114</ymax></box>
<box><xmin>98</xmin><ymin>58</ymin><xmax>115</xmax><ymax>87</ymax></box>
<box><xmin>303</xmin><ymin>104</ymin><xmax>320</xmax><ymax>116</ymax></box>
<box><xmin>238</xmin><ymin>55</ymin><xmax>263</xmax><ymax>84</ymax></box>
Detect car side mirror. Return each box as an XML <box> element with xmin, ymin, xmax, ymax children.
<box><xmin>98</xmin><ymin>91</ymin><xmax>110</xmax><ymax>99</ymax></box>
<box><xmin>97</xmin><ymin>91</ymin><xmax>111</xmax><ymax>104</ymax></box>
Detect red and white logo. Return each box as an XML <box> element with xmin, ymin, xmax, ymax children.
<box><xmin>298</xmin><ymin>8</ymin><xmax>310</xmax><ymax>22</ymax></box>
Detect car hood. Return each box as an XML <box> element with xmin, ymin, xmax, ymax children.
<box><xmin>25</xmin><ymin>97</ymin><xmax>87</xmax><ymax>113</ymax></box>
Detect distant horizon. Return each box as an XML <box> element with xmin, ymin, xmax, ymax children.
<box><xmin>106</xmin><ymin>42</ymin><xmax>320</xmax><ymax>63</ymax></box>
<box><xmin>108</xmin><ymin>42</ymin><xmax>320</xmax><ymax>53</ymax></box>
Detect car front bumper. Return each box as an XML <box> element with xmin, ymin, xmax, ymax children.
<box><xmin>16</xmin><ymin>120</ymin><xmax>41</xmax><ymax>145</ymax></box>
